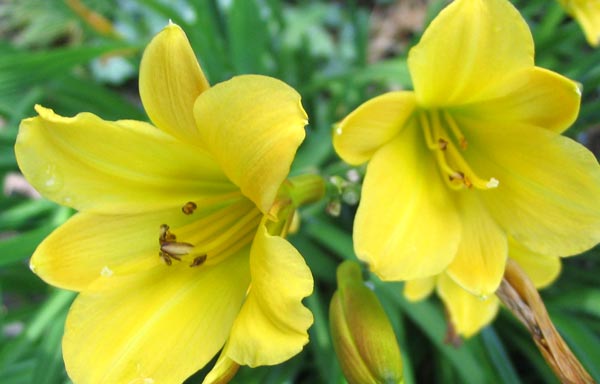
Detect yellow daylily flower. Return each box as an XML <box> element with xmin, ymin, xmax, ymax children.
<box><xmin>405</xmin><ymin>241</ymin><xmax>562</xmax><ymax>338</ymax></box>
<box><xmin>16</xmin><ymin>23</ymin><xmax>323</xmax><ymax>384</ymax></box>
<box><xmin>558</xmin><ymin>0</ymin><xmax>600</xmax><ymax>47</ymax></box>
<box><xmin>334</xmin><ymin>0</ymin><xmax>600</xmax><ymax>299</ymax></box>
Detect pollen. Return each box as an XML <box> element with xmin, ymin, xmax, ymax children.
<box><xmin>161</xmin><ymin>242</ymin><xmax>194</xmax><ymax>256</ymax></box>
<box><xmin>182</xmin><ymin>201</ymin><xmax>197</xmax><ymax>215</ymax></box>
<box><xmin>100</xmin><ymin>266</ymin><xmax>113</xmax><ymax>277</ymax></box>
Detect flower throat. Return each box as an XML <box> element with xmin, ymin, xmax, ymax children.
<box><xmin>418</xmin><ymin>109</ymin><xmax>499</xmax><ymax>191</ymax></box>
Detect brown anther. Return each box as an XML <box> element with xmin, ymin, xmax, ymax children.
<box><xmin>159</xmin><ymin>224</ymin><xmax>177</xmax><ymax>243</ymax></box>
<box><xmin>159</xmin><ymin>224</ymin><xmax>169</xmax><ymax>240</ymax></box>
<box><xmin>182</xmin><ymin>201</ymin><xmax>197</xmax><ymax>215</ymax></box>
<box><xmin>159</xmin><ymin>252</ymin><xmax>172</xmax><ymax>266</ymax></box>
<box><xmin>190</xmin><ymin>254</ymin><xmax>207</xmax><ymax>267</ymax></box>
<box><xmin>159</xmin><ymin>251</ymin><xmax>181</xmax><ymax>266</ymax></box>
<box><xmin>463</xmin><ymin>175</ymin><xmax>473</xmax><ymax>188</ymax></box>
<box><xmin>459</xmin><ymin>138</ymin><xmax>468</xmax><ymax>150</ymax></box>
<box><xmin>158</xmin><ymin>224</ymin><xmax>190</xmax><ymax>266</ymax></box>
<box><xmin>438</xmin><ymin>138</ymin><xmax>448</xmax><ymax>150</ymax></box>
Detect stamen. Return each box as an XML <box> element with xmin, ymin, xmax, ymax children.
<box><xmin>159</xmin><ymin>252</ymin><xmax>174</xmax><ymax>266</ymax></box>
<box><xmin>419</xmin><ymin>112</ymin><xmax>438</xmax><ymax>150</ymax></box>
<box><xmin>182</xmin><ymin>201</ymin><xmax>197</xmax><ymax>215</ymax></box>
<box><xmin>161</xmin><ymin>241</ymin><xmax>193</xmax><ymax>256</ymax></box>
<box><xmin>434</xmin><ymin>149</ymin><xmax>464</xmax><ymax>191</ymax></box>
<box><xmin>429</xmin><ymin>109</ymin><xmax>444</xmax><ymax>144</ymax></box>
<box><xmin>159</xmin><ymin>224</ymin><xmax>176</xmax><ymax>241</ymax></box>
<box><xmin>194</xmin><ymin>208</ymin><xmax>261</xmax><ymax>254</ymax></box>
<box><xmin>438</xmin><ymin>138</ymin><xmax>448</xmax><ymax>150</ymax></box>
<box><xmin>445</xmin><ymin>143</ymin><xmax>497</xmax><ymax>189</ymax></box>
<box><xmin>156</xmin><ymin>201</ymin><xmax>261</xmax><ymax>269</ymax></box>
<box><xmin>420</xmin><ymin>110</ymin><xmax>498</xmax><ymax>191</ymax></box>
<box><xmin>158</xmin><ymin>224</ymin><xmax>193</xmax><ymax>266</ymax></box>
<box><xmin>442</xmin><ymin>111</ymin><xmax>468</xmax><ymax>150</ymax></box>
<box><xmin>185</xmin><ymin>200</ymin><xmax>255</xmax><ymax>245</ymax></box>
<box><xmin>426</xmin><ymin>111</ymin><xmax>463</xmax><ymax>190</ymax></box>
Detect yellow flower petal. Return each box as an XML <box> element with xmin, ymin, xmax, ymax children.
<box><xmin>334</xmin><ymin>91</ymin><xmax>416</xmax><ymax>165</ymax></box>
<box><xmin>354</xmin><ymin>124</ymin><xmax>461</xmax><ymax>281</ymax></box>
<box><xmin>509</xmin><ymin>240</ymin><xmax>562</xmax><ymax>289</ymax></box>
<box><xmin>202</xmin><ymin>350</ymin><xmax>239</xmax><ymax>384</ymax></box>
<box><xmin>403</xmin><ymin>276</ymin><xmax>436</xmax><ymax>302</ymax></box>
<box><xmin>194</xmin><ymin>75</ymin><xmax>307</xmax><ymax>214</ymax></box>
<box><xmin>226</xmin><ymin>223</ymin><xmax>313</xmax><ymax>366</ymax></box>
<box><xmin>409</xmin><ymin>0</ymin><xmax>533</xmax><ymax>107</ymax></box>
<box><xmin>16</xmin><ymin>106</ymin><xmax>234</xmax><ymax>214</ymax></box>
<box><xmin>139</xmin><ymin>23</ymin><xmax>210</xmax><ymax>141</ymax></box>
<box><xmin>560</xmin><ymin>0</ymin><xmax>600</xmax><ymax>47</ymax></box>
<box><xmin>446</xmin><ymin>192</ymin><xmax>508</xmax><ymax>297</ymax></box>
<box><xmin>437</xmin><ymin>273</ymin><xmax>500</xmax><ymax>338</ymax></box>
<box><xmin>460</xmin><ymin>117</ymin><xmax>600</xmax><ymax>257</ymax></box>
<box><xmin>30</xmin><ymin>198</ymin><xmax>252</xmax><ymax>292</ymax></box>
<box><xmin>63</xmin><ymin>252</ymin><xmax>250</xmax><ymax>384</ymax></box>
<box><xmin>463</xmin><ymin>67</ymin><xmax>581</xmax><ymax>134</ymax></box>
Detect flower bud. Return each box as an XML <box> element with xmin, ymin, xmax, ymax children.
<box><xmin>329</xmin><ymin>261</ymin><xmax>403</xmax><ymax>384</ymax></box>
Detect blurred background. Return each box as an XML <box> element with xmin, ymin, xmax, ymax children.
<box><xmin>1</xmin><ymin>0</ymin><xmax>600</xmax><ymax>383</ymax></box>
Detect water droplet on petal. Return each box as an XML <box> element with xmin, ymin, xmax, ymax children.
<box><xmin>40</xmin><ymin>164</ymin><xmax>63</xmax><ymax>193</ymax></box>
<box><xmin>100</xmin><ymin>266</ymin><xmax>113</xmax><ymax>277</ymax></box>
<box><xmin>29</xmin><ymin>261</ymin><xmax>37</xmax><ymax>273</ymax></box>
<box><xmin>335</xmin><ymin>126</ymin><xmax>343</xmax><ymax>135</ymax></box>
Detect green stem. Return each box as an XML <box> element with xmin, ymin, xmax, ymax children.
<box><xmin>287</xmin><ymin>173</ymin><xmax>325</xmax><ymax>207</ymax></box>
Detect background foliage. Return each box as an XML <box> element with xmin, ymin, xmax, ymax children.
<box><xmin>1</xmin><ymin>0</ymin><xmax>599</xmax><ymax>383</ymax></box>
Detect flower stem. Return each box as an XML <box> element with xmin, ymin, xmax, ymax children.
<box><xmin>286</xmin><ymin>173</ymin><xmax>325</xmax><ymax>208</ymax></box>
<box><xmin>496</xmin><ymin>259</ymin><xmax>594</xmax><ymax>384</ymax></box>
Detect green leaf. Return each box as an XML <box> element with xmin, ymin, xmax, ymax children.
<box><xmin>378</xmin><ymin>283</ymin><xmax>487</xmax><ymax>384</ymax></box>
<box><xmin>227</xmin><ymin>0</ymin><xmax>270</xmax><ymax>74</ymax></box>
<box><xmin>481</xmin><ymin>327</ymin><xmax>522</xmax><ymax>384</ymax></box>
<box><xmin>0</xmin><ymin>224</ymin><xmax>56</xmax><ymax>267</ymax></box>
<box><xmin>0</xmin><ymin>43</ymin><xmax>140</xmax><ymax>97</ymax></box>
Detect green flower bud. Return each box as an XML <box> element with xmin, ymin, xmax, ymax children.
<box><xmin>329</xmin><ymin>261</ymin><xmax>403</xmax><ymax>384</ymax></box>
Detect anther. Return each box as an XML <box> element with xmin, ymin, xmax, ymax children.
<box><xmin>159</xmin><ymin>251</ymin><xmax>182</xmax><ymax>266</ymax></box>
<box><xmin>463</xmin><ymin>175</ymin><xmax>473</xmax><ymax>189</ymax></box>
<box><xmin>158</xmin><ymin>224</ymin><xmax>193</xmax><ymax>266</ymax></box>
<box><xmin>448</xmin><ymin>171</ymin><xmax>464</xmax><ymax>183</ymax></box>
<box><xmin>190</xmin><ymin>254</ymin><xmax>207</xmax><ymax>267</ymax></box>
<box><xmin>160</xmin><ymin>241</ymin><xmax>193</xmax><ymax>256</ymax></box>
<box><xmin>159</xmin><ymin>224</ymin><xmax>176</xmax><ymax>241</ymax></box>
<box><xmin>438</xmin><ymin>138</ymin><xmax>448</xmax><ymax>150</ymax></box>
<box><xmin>182</xmin><ymin>201</ymin><xmax>197</xmax><ymax>215</ymax></box>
